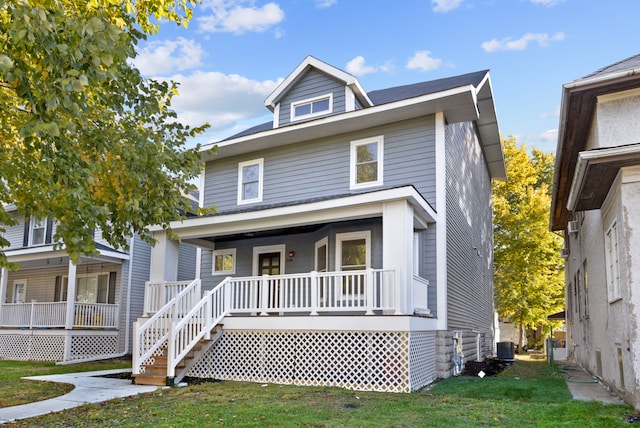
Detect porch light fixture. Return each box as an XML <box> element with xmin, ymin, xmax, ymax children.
<box><xmin>288</xmin><ymin>251</ymin><xmax>295</xmax><ymax>259</ymax></box>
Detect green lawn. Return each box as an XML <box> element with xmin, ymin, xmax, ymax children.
<box><xmin>3</xmin><ymin>358</ymin><xmax>636</xmax><ymax>427</ymax></box>
<box><xmin>0</xmin><ymin>358</ymin><xmax>131</xmax><ymax>408</ymax></box>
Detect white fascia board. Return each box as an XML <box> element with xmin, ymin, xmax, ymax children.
<box><xmin>567</xmin><ymin>144</ymin><xmax>640</xmax><ymax>211</ymax></box>
<box><xmin>153</xmin><ymin>186</ymin><xmax>436</xmax><ymax>240</ymax></box>
<box><xmin>201</xmin><ymin>85</ymin><xmax>478</xmax><ymax>161</ymax></box>
<box><xmin>222</xmin><ymin>314</ymin><xmax>439</xmax><ymax>331</ymax></box>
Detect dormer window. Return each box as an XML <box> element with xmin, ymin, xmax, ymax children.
<box><xmin>291</xmin><ymin>94</ymin><xmax>333</xmax><ymax>121</ymax></box>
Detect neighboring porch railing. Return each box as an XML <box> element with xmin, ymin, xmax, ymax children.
<box><xmin>0</xmin><ymin>302</ymin><xmax>119</xmax><ymax>329</ymax></box>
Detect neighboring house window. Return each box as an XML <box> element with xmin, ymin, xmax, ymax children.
<box><xmin>61</xmin><ymin>274</ymin><xmax>111</xmax><ymax>303</ymax></box>
<box><xmin>350</xmin><ymin>136</ymin><xmax>383</xmax><ymax>189</ymax></box>
<box><xmin>238</xmin><ymin>159</ymin><xmax>263</xmax><ymax>204</ymax></box>
<box><xmin>13</xmin><ymin>279</ymin><xmax>27</xmax><ymax>303</ymax></box>
<box><xmin>29</xmin><ymin>216</ymin><xmax>47</xmax><ymax>246</ymax></box>
<box><xmin>213</xmin><ymin>249</ymin><xmax>236</xmax><ymax>275</ymax></box>
<box><xmin>605</xmin><ymin>220</ymin><xmax>621</xmax><ymax>301</ymax></box>
<box><xmin>291</xmin><ymin>94</ymin><xmax>332</xmax><ymax>121</ymax></box>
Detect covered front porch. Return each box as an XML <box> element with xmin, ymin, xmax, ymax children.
<box><xmin>0</xmin><ymin>246</ymin><xmax>127</xmax><ymax>362</ymax></box>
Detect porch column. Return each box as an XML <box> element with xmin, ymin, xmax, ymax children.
<box><xmin>149</xmin><ymin>230</ymin><xmax>180</xmax><ymax>282</ymax></box>
<box><xmin>0</xmin><ymin>267</ymin><xmax>7</xmax><ymax>319</ymax></box>
<box><xmin>64</xmin><ymin>261</ymin><xmax>77</xmax><ymax>330</ymax></box>
<box><xmin>383</xmin><ymin>199</ymin><xmax>414</xmax><ymax>315</ymax></box>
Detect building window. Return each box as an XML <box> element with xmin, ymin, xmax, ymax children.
<box><xmin>62</xmin><ymin>274</ymin><xmax>111</xmax><ymax>303</ymax></box>
<box><xmin>350</xmin><ymin>136</ymin><xmax>383</xmax><ymax>189</ymax></box>
<box><xmin>29</xmin><ymin>216</ymin><xmax>47</xmax><ymax>246</ymax></box>
<box><xmin>237</xmin><ymin>158</ymin><xmax>263</xmax><ymax>204</ymax></box>
<box><xmin>291</xmin><ymin>94</ymin><xmax>332</xmax><ymax>121</ymax></box>
<box><xmin>213</xmin><ymin>249</ymin><xmax>236</xmax><ymax>275</ymax></box>
<box><xmin>336</xmin><ymin>231</ymin><xmax>371</xmax><ymax>298</ymax></box>
<box><xmin>604</xmin><ymin>220</ymin><xmax>621</xmax><ymax>301</ymax></box>
<box><xmin>13</xmin><ymin>280</ymin><xmax>27</xmax><ymax>303</ymax></box>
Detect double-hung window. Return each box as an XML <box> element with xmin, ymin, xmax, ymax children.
<box><xmin>291</xmin><ymin>94</ymin><xmax>332</xmax><ymax>121</ymax></box>
<box><xmin>212</xmin><ymin>249</ymin><xmax>236</xmax><ymax>275</ymax></box>
<box><xmin>238</xmin><ymin>158</ymin><xmax>263</xmax><ymax>204</ymax></box>
<box><xmin>350</xmin><ymin>136</ymin><xmax>383</xmax><ymax>189</ymax></box>
<box><xmin>604</xmin><ymin>220</ymin><xmax>621</xmax><ymax>302</ymax></box>
<box><xmin>29</xmin><ymin>216</ymin><xmax>47</xmax><ymax>246</ymax></box>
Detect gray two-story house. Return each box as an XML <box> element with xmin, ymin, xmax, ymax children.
<box><xmin>0</xmin><ymin>205</ymin><xmax>197</xmax><ymax>362</ymax></box>
<box><xmin>134</xmin><ymin>56</ymin><xmax>506</xmax><ymax>392</ymax></box>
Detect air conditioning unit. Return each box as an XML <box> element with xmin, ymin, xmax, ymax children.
<box><xmin>568</xmin><ymin>221</ymin><xmax>579</xmax><ymax>234</ymax></box>
<box><xmin>560</xmin><ymin>248</ymin><xmax>569</xmax><ymax>258</ymax></box>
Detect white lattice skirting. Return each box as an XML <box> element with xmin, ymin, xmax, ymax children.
<box><xmin>189</xmin><ymin>330</ymin><xmax>437</xmax><ymax>393</ymax></box>
<box><xmin>0</xmin><ymin>331</ymin><xmax>119</xmax><ymax>362</ymax></box>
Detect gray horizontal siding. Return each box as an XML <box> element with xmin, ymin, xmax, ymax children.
<box><xmin>278</xmin><ymin>69</ymin><xmax>345</xmax><ymax>126</ymax></box>
<box><xmin>444</xmin><ymin>122</ymin><xmax>494</xmax><ymax>332</ymax></box>
<box><xmin>204</xmin><ymin>116</ymin><xmax>436</xmax><ymax>212</ymax></box>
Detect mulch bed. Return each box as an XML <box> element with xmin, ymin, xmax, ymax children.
<box><xmin>461</xmin><ymin>358</ymin><xmax>508</xmax><ymax>377</ymax></box>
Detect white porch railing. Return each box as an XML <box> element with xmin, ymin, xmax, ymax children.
<box><xmin>144</xmin><ymin>280</ymin><xmax>199</xmax><ymax>316</ymax></box>
<box><xmin>133</xmin><ymin>279</ymin><xmax>202</xmax><ymax>377</ymax></box>
<box><xmin>412</xmin><ymin>275</ymin><xmax>431</xmax><ymax>315</ymax></box>
<box><xmin>133</xmin><ymin>269</ymin><xmax>399</xmax><ymax>381</ymax></box>
<box><xmin>0</xmin><ymin>302</ymin><xmax>119</xmax><ymax>329</ymax></box>
<box><xmin>227</xmin><ymin>269</ymin><xmax>397</xmax><ymax>316</ymax></box>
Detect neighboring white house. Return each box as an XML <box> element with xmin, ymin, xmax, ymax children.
<box><xmin>0</xmin><ymin>205</ymin><xmax>196</xmax><ymax>362</ymax></box>
<box><xmin>134</xmin><ymin>56</ymin><xmax>506</xmax><ymax>392</ymax></box>
<box><xmin>550</xmin><ymin>53</ymin><xmax>640</xmax><ymax>409</ymax></box>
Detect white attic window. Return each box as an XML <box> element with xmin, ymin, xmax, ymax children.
<box><xmin>291</xmin><ymin>94</ymin><xmax>333</xmax><ymax>121</ymax></box>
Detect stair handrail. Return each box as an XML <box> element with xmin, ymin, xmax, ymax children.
<box><xmin>167</xmin><ymin>277</ymin><xmax>231</xmax><ymax>378</ymax></box>
<box><xmin>133</xmin><ymin>278</ymin><xmax>201</xmax><ymax>375</ymax></box>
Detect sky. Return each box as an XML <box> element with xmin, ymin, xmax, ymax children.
<box><xmin>133</xmin><ymin>0</ymin><xmax>640</xmax><ymax>154</ymax></box>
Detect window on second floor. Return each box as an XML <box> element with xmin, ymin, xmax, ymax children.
<box><xmin>350</xmin><ymin>136</ymin><xmax>384</xmax><ymax>189</ymax></box>
<box><xmin>237</xmin><ymin>158</ymin><xmax>263</xmax><ymax>205</ymax></box>
<box><xmin>291</xmin><ymin>94</ymin><xmax>332</xmax><ymax>121</ymax></box>
<box><xmin>25</xmin><ymin>216</ymin><xmax>49</xmax><ymax>247</ymax></box>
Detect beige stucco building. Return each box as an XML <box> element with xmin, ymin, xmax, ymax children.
<box><xmin>551</xmin><ymin>53</ymin><xmax>640</xmax><ymax>409</ymax></box>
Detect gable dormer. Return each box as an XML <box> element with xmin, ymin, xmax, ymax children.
<box><xmin>265</xmin><ymin>56</ymin><xmax>373</xmax><ymax>128</ymax></box>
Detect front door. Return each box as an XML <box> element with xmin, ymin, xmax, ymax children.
<box><xmin>259</xmin><ymin>252</ymin><xmax>281</xmax><ymax>309</ymax></box>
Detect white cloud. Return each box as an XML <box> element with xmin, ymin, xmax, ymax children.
<box><xmin>162</xmin><ymin>71</ymin><xmax>281</xmax><ymax>135</ymax></box>
<box><xmin>315</xmin><ymin>0</ymin><xmax>337</xmax><ymax>8</ymax></box>
<box><xmin>481</xmin><ymin>32</ymin><xmax>565</xmax><ymax>52</ymax></box>
<box><xmin>432</xmin><ymin>0</ymin><xmax>463</xmax><ymax>12</ymax></box>
<box><xmin>406</xmin><ymin>51</ymin><xmax>443</xmax><ymax>72</ymax></box>
<box><xmin>539</xmin><ymin>106</ymin><xmax>560</xmax><ymax>119</ymax></box>
<box><xmin>346</xmin><ymin>56</ymin><xmax>377</xmax><ymax>77</ymax></box>
<box><xmin>134</xmin><ymin>38</ymin><xmax>204</xmax><ymax>75</ymax></box>
<box><xmin>530</xmin><ymin>0</ymin><xmax>565</xmax><ymax>6</ymax></box>
<box><xmin>198</xmin><ymin>0</ymin><xmax>285</xmax><ymax>34</ymax></box>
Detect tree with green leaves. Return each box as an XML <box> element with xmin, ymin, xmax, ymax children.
<box><xmin>0</xmin><ymin>0</ymin><xmax>211</xmax><ymax>267</ymax></box>
<box><xmin>493</xmin><ymin>136</ymin><xmax>564</xmax><ymax>350</ymax></box>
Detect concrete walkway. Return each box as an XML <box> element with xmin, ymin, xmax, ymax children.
<box><xmin>557</xmin><ymin>361</ymin><xmax>625</xmax><ymax>405</ymax></box>
<box><xmin>0</xmin><ymin>369</ymin><xmax>159</xmax><ymax>424</ymax></box>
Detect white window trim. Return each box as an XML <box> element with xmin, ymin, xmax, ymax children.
<box><xmin>212</xmin><ymin>248</ymin><xmax>237</xmax><ymax>275</ymax></box>
<box><xmin>335</xmin><ymin>231</ymin><xmax>371</xmax><ymax>271</ymax></box>
<box><xmin>237</xmin><ymin>158</ymin><xmax>264</xmax><ymax>205</ymax></box>
<box><xmin>12</xmin><ymin>279</ymin><xmax>27</xmax><ymax>303</ymax></box>
<box><xmin>604</xmin><ymin>219</ymin><xmax>621</xmax><ymax>302</ymax></box>
<box><xmin>314</xmin><ymin>237</ymin><xmax>329</xmax><ymax>273</ymax></box>
<box><xmin>291</xmin><ymin>93</ymin><xmax>333</xmax><ymax>122</ymax></box>
<box><xmin>350</xmin><ymin>136</ymin><xmax>384</xmax><ymax>190</ymax></box>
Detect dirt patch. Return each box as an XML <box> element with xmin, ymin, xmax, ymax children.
<box><xmin>461</xmin><ymin>358</ymin><xmax>508</xmax><ymax>377</ymax></box>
